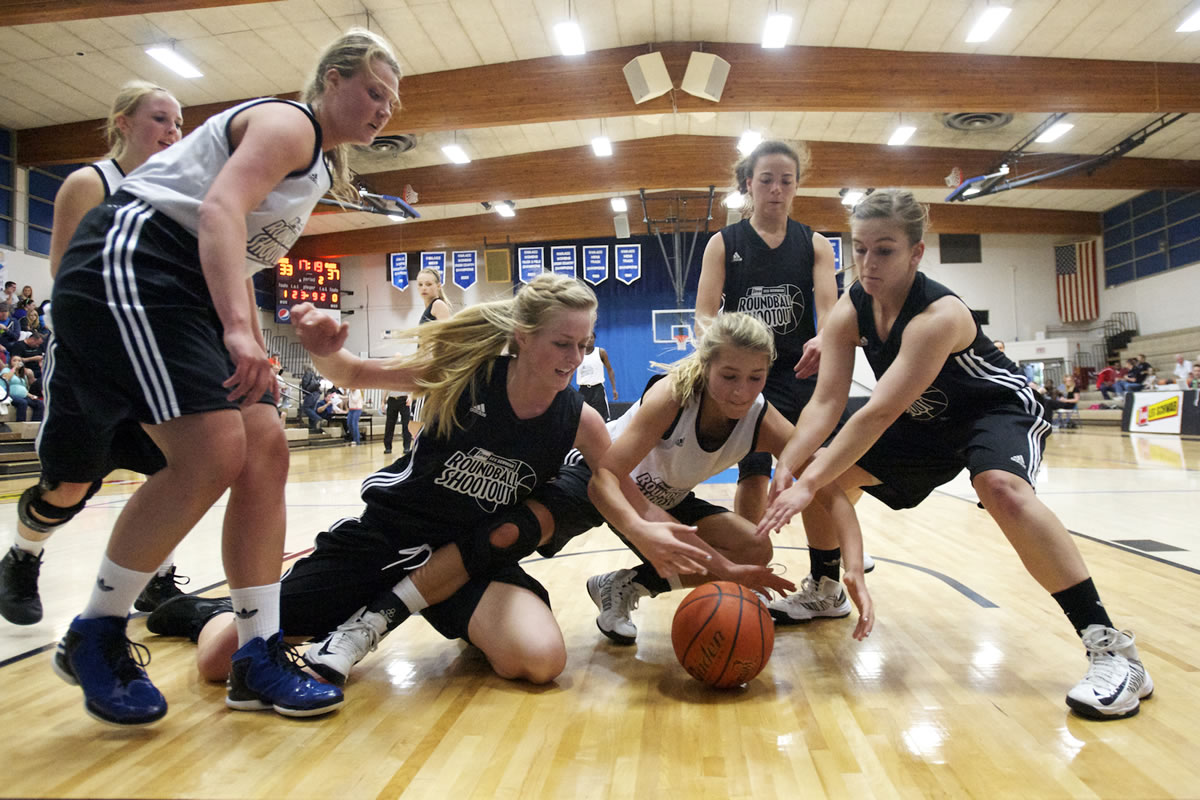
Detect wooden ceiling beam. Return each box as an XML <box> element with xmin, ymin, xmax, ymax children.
<box><xmin>0</xmin><ymin>0</ymin><xmax>269</xmax><ymax>26</ymax></box>
<box><xmin>16</xmin><ymin>42</ymin><xmax>1200</xmax><ymax>166</ymax></box>
<box><xmin>356</xmin><ymin>136</ymin><xmax>1200</xmax><ymax>209</ymax></box>
<box><xmin>290</xmin><ymin>196</ymin><xmax>1100</xmax><ymax>261</ymax></box>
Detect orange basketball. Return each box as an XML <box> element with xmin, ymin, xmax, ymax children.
<box><xmin>671</xmin><ymin>581</ymin><xmax>774</xmax><ymax>688</ymax></box>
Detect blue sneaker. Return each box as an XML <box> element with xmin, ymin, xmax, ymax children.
<box><xmin>52</xmin><ymin>615</ymin><xmax>167</xmax><ymax>726</ymax></box>
<box><xmin>226</xmin><ymin>633</ymin><xmax>343</xmax><ymax>718</ymax></box>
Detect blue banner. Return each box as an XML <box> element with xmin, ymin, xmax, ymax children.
<box><xmin>420</xmin><ymin>251</ymin><xmax>446</xmax><ymax>281</ymax></box>
<box><xmin>828</xmin><ymin>236</ymin><xmax>842</xmax><ymax>272</ymax></box>
<box><xmin>452</xmin><ymin>250</ymin><xmax>477</xmax><ymax>290</ymax></box>
<box><xmin>550</xmin><ymin>245</ymin><xmax>576</xmax><ymax>278</ymax></box>
<box><xmin>389</xmin><ymin>252</ymin><xmax>408</xmax><ymax>291</ymax></box>
<box><xmin>583</xmin><ymin>245</ymin><xmax>608</xmax><ymax>285</ymax></box>
<box><xmin>518</xmin><ymin>247</ymin><xmax>544</xmax><ymax>284</ymax></box>
<box><xmin>614</xmin><ymin>243</ymin><xmax>641</xmax><ymax>285</ymax></box>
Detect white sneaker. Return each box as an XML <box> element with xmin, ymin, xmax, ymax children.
<box><xmin>1066</xmin><ymin>625</ymin><xmax>1154</xmax><ymax>720</ymax></box>
<box><xmin>586</xmin><ymin>568</ymin><xmax>648</xmax><ymax>645</ymax></box>
<box><xmin>302</xmin><ymin>607</ymin><xmax>389</xmax><ymax>686</ymax></box>
<box><xmin>767</xmin><ymin>575</ymin><xmax>851</xmax><ymax>625</ymax></box>
<box><xmin>840</xmin><ymin>553</ymin><xmax>875</xmax><ymax>573</ymax></box>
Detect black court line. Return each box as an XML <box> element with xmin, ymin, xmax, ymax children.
<box><xmin>933</xmin><ymin>488</ymin><xmax>1200</xmax><ymax>576</ymax></box>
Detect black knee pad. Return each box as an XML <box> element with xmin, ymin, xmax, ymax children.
<box><xmin>17</xmin><ymin>477</ymin><xmax>100</xmax><ymax>534</ymax></box>
<box><xmin>458</xmin><ymin>504</ymin><xmax>543</xmax><ymax>580</ymax></box>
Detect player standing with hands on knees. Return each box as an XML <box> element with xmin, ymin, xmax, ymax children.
<box><xmin>759</xmin><ymin>189</ymin><xmax>1152</xmax><ymax>720</ymax></box>
<box><xmin>48</xmin><ymin>29</ymin><xmax>401</xmax><ymax>725</ymax></box>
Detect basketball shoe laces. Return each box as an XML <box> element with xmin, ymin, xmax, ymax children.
<box><xmin>1079</xmin><ymin>627</ymin><xmax>1142</xmax><ymax>694</ymax></box>
<box><xmin>324</xmin><ymin>614</ymin><xmax>383</xmax><ymax>662</ymax></box>
<box><xmin>102</xmin><ymin>634</ymin><xmax>154</xmax><ymax>685</ymax></box>
<box><xmin>606</xmin><ymin>572</ymin><xmax>642</xmax><ymax>618</ymax></box>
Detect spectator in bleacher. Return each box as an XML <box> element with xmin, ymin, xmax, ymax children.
<box><xmin>1173</xmin><ymin>354</ymin><xmax>1193</xmax><ymax>388</ymax></box>
<box><xmin>275</xmin><ymin>363</ymin><xmax>292</xmax><ymax>425</ymax></box>
<box><xmin>3</xmin><ymin>357</ymin><xmax>43</xmax><ymax>422</ymax></box>
<box><xmin>2</xmin><ymin>282</ymin><xmax>16</xmax><ymax>307</ymax></box>
<box><xmin>301</xmin><ymin>381</ymin><xmax>323</xmax><ymax>433</ymax></box>
<box><xmin>1187</xmin><ymin>364</ymin><xmax>1200</xmax><ymax>390</ymax></box>
<box><xmin>1095</xmin><ymin>363</ymin><xmax>1117</xmax><ymax>400</ymax></box>
<box><xmin>21</xmin><ymin>308</ymin><xmax>49</xmax><ymax>337</ymax></box>
<box><xmin>0</xmin><ymin>303</ymin><xmax>20</xmax><ymax>350</ymax></box>
<box><xmin>12</xmin><ymin>297</ymin><xmax>33</xmax><ymax>321</ymax></box>
<box><xmin>346</xmin><ymin>387</ymin><xmax>364</xmax><ymax>446</ymax></box>
<box><xmin>19</xmin><ymin>285</ymin><xmax>34</xmax><ymax>304</ymax></box>
<box><xmin>8</xmin><ymin>331</ymin><xmax>45</xmax><ymax>382</ymax></box>
<box><xmin>316</xmin><ymin>388</ymin><xmax>344</xmax><ymax>427</ymax></box>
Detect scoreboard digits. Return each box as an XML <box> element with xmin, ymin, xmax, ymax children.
<box><xmin>276</xmin><ymin>257</ymin><xmax>341</xmax><ymax>321</ymax></box>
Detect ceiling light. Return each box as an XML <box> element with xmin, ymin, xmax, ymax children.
<box><xmin>887</xmin><ymin>125</ymin><xmax>916</xmax><ymax>146</ymax></box>
<box><xmin>724</xmin><ymin>191</ymin><xmax>745</xmax><ymax>209</ymax></box>
<box><xmin>737</xmin><ymin>130</ymin><xmax>762</xmax><ymax>155</ymax></box>
<box><xmin>592</xmin><ymin>136</ymin><xmax>612</xmax><ymax>157</ymax></box>
<box><xmin>841</xmin><ymin>190</ymin><xmax>865</xmax><ymax>206</ymax></box>
<box><xmin>554</xmin><ymin>21</ymin><xmax>585</xmax><ymax>55</ymax></box>
<box><xmin>761</xmin><ymin>13</ymin><xmax>792</xmax><ymax>48</ymax></box>
<box><xmin>610</xmin><ymin>197</ymin><xmax>627</xmax><ymax>212</ymax></box>
<box><xmin>442</xmin><ymin>144</ymin><xmax>470</xmax><ymax>164</ymax></box>
<box><xmin>1178</xmin><ymin>9</ymin><xmax>1200</xmax><ymax>31</ymax></box>
<box><xmin>146</xmin><ymin>46</ymin><xmax>203</xmax><ymax>78</ymax></box>
<box><xmin>494</xmin><ymin>201</ymin><xmax>515</xmax><ymax>217</ymax></box>
<box><xmin>1035</xmin><ymin>122</ymin><xmax>1074</xmax><ymax>143</ymax></box>
<box><xmin>965</xmin><ymin>6</ymin><xmax>1011</xmax><ymax>43</ymax></box>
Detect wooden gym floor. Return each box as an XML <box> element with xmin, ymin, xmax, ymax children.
<box><xmin>1</xmin><ymin>427</ymin><xmax>1198</xmax><ymax>799</ymax></box>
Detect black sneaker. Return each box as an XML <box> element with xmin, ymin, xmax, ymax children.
<box><xmin>0</xmin><ymin>545</ymin><xmax>44</xmax><ymax>625</ymax></box>
<box><xmin>133</xmin><ymin>566</ymin><xmax>190</xmax><ymax>613</ymax></box>
<box><xmin>146</xmin><ymin>595</ymin><xmax>233</xmax><ymax>642</ymax></box>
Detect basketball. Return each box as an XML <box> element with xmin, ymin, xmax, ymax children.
<box><xmin>671</xmin><ymin>582</ymin><xmax>774</xmax><ymax>688</ymax></box>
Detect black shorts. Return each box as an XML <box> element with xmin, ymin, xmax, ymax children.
<box><xmin>737</xmin><ymin>373</ymin><xmax>817</xmax><ymax>481</ymax></box>
<box><xmin>280</xmin><ymin>517</ymin><xmax>550</xmax><ymax>644</ymax></box>
<box><xmin>856</xmin><ymin>403</ymin><xmax>1052</xmax><ymax>510</ymax></box>
<box><xmin>578</xmin><ymin>383</ymin><xmax>609</xmax><ymax>421</ymax></box>
<box><xmin>535</xmin><ymin>460</ymin><xmax>729</xmax><ymax>558</ymax></box>
<box><xmin>45</xmin><ymin>195</ymin><xmax>270</xmax><ymax>481</ymax></box>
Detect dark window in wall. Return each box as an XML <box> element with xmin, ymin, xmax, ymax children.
<box><xmin>1103</xmin><ymin>190</ymin><xmax>1200</xmax><ymax>287</ymax></box>
<box><xmin>25</xmin><ymin>162</ymin><xmax>82</xmax><ymax>256</ymax></box>
<box><xmin>0</xmin><ymin>128</ymin><xmax>13</xmax><ymax>249</ymax></box>
<box><xmin>939</xmin><ymin>233</ymin><xmax>982</xmax><ymax>264</ymax></box>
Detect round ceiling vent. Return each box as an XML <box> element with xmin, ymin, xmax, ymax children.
<box><xmin>368</xmin><ymin>134</ymin><xmax>417</xmax><ymax>154</ymax></box>
<box><xmin>941</xmin><ymin>112</ymin><xmax>1014</xmax><ymax>132</ymax></box>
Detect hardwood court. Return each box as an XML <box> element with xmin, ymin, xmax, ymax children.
<box><xmin>2</xmin><ymin>429</ymin><xmax>1198</xmax><ymax>799</ymax></box>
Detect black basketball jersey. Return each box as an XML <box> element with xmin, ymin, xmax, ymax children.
<box><xmin>719</xmin><ymin>218</ymin><xmax>817</xmax><ymax>385</ymax></box>
<box><xmin>359</xmin><ymin>356</ymin><xmax>583</xmax><ymax>543</ymax></box>
<box><xmin>850</xmin><ymin>272</ymin><xmax>1036</xmax><ymax>424</ymax></box>
<box><xmin>419</xmin><ymin>300</ymin><xmax>438</xmax><ymax>324</ymax></box>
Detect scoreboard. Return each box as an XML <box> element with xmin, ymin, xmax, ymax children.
<box><xmin>276</xmin><ymin>257</ymin><xmax>340</xmax><ymax>322</ymax></box>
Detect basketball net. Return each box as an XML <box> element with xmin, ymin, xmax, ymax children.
<box><xmin>674</xmin><ymin>333</ymin><xmax>689</xmax><ymax>351</ymax></box>
<box><xmin>945</xmin><ymin>166</ymin><xmax>963</xmax><ymax>188</ymax></box>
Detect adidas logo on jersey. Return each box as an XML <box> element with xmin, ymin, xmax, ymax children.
<box><xmin>1010</xmin><ymin>454</ymin><xmax>1027</xmax><ymax>468</ymax></box>
<box><xmin>731</xmin><ymin>252</ymin><xmax>743</xmax><ymax>262</ymax></box>
<box><xmin>469</xmin><ymin>404</ymin><xmax>487</xmax><ymax>418</ymax></box>
<box><xmin>308</xmin><ymin>172</ymin><xmax>319</xmax><ymax>183</ymax></box>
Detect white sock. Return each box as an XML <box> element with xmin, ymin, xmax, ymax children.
<box><xmin>393</xmin><ymin>576</ymin><xmax>428</xmax><ymax>613</ymax></box>
<box><xmin>156</xmin><ymin>550</ymin><xmax>176</xmax><ymax>575</ymax></box>
<box><xmin>80</xmin><ymin>556</ymin><xmax>154</xmax><ymax>620</ymax></box>
<box><xmin>13</xmin><ymin>529</ymin><xmax>47</xmax><ymax>557</ymax></box>
<box><xmin>228</xmin><ymin>583</ymin><xmax>280</xmax><ymax>647</ymax></box>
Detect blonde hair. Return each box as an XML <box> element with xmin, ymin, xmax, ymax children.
<box><xmin>104</xmin><ymin>80</ymin><xmax>176</xmax><ymax>161</ymax></box>
<box><xmin>417</xmin><ymin>267</ymin><xmax>451</xmax><ymax>311</ymax></box>
<box><xmin>302</xmin><ymin>28</ymin><xmax>402</xmax><ymax>203</ymax></box>
<box><xmin>732</xmin><ymin>140</ymin><xmax>811</xmax><ymax>217</ymax></box>
<box><xmin>392</xmin><ymin>273</ymin><xmax>597</xmax><ymax>438</ymax></box>
<box><xmin>847</xmin><ymin>188</ymin><xmax>930</xmax><ymax>245</ymax></box>
<box><xmin>657</xmin><ymin>312</ymin><xmax>776</xmax><ymax>408</ymax></box>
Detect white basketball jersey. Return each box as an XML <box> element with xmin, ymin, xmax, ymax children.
<box><xmin>607</xmin><ymin>385</ymin><xmax>766</xmax><ymax>510</ymax></box>
<box><xmin>118</xmin><ymin>98</ymin><xmax>331</xmax><ymax>276</ymax></box>
<box><xmin>91</xmin><ymin>159</ymin><xmax>125</xmax><ymax>197</ymax></box>
<box><xmin>576</xmin><ymin>348</ymin><xmax>605</xmax><ymax>386</ymax></box>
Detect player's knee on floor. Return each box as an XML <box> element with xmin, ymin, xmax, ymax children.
<box><xmin>487</xmin><ymin>637</ymin><xmax>566</xmax><ymax>684</ymax></box>
<box><xmin>17</xmin><ymin>478</ymin><xmax>102</xmax><ymax>533</ymax></box>
<box><xmin>459</xmin><ymin>504</ymin><xmax>543</xmax><ymax>580</ymax></box>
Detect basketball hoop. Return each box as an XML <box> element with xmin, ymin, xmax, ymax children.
<box><xmin>945</xmin><ymin>166</ymin><xmax>963</xmax><ymax>188</ymax></box>
<box><xmin>674</xmin><ymin>333</ymin><xmax>689</xmax><ymax>351</ymax></box>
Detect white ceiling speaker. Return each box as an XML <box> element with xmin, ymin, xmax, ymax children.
<box><xmin>681</xmin><ymin>52</ymin><xmax>730</xmax><ymax>102</ymax></box>
<box><xmin>623</xmin><ymin>52</ymin><xmax>673</xmax><ymax>104</ymax></box>
<box><xmin>614</xmin><ymin>213</ymin><xmax>631</xmax><ymax>239</ymax></box>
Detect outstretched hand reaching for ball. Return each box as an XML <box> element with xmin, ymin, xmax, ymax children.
<box><xmin>291</xmin><ymin>302</ymin><xmax>349</xmax><ymax>357</ymax></box>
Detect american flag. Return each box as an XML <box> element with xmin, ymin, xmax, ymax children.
<box><xmin>1055</xmin><ymin>240</ymin><xmax>1099</xmax><ymax>323</ymax></box>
